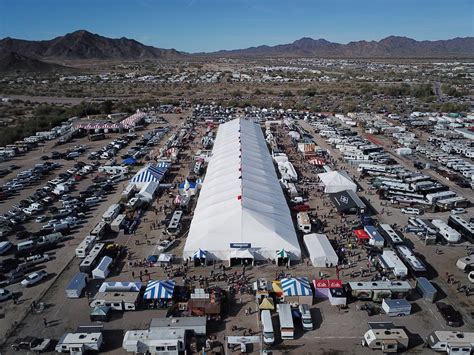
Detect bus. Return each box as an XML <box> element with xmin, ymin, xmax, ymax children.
<box><xmin>79</xmin><ymin>243</ymin><xmax>105</xmax><ymax>273</ymax></box>
<box><xmin>166</xmin><ymin>210</ymin><xmax>183</xmax><ymax>235</ymax></box>
<box><xmin>448</xmin><ymin>215</ymin><xmax>474</xmax><ymax>243</ymax></box>
<box><xmin>425</xmin><ymin>191</ymin><xmax>457</xmax><ymax>205</ymax></box>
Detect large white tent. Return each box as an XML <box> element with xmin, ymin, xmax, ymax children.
<box><xmin>303</xmin><ymin>233</ymin><xmax>338</xmax><ymax>267</ymax></box>
<box><xmin>183</xmin><ymin>118</ymin><xmax>301</xmax><ymax>262</ymax></box>
<box><xmin>318</xmin><ymin>170</ymin><xmax>357</xmax><ymax>193</ymax></box>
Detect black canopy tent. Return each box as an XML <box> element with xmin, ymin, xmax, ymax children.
<box><xmin>330</xmin><ymin>189</ymin><xmax>366</xmax><ymax>214</ymax></box>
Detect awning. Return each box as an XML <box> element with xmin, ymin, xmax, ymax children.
<box><xmin>259</xmin><ymin>297</ymin><xmax>275</xmax><ymax>310</ymax></box>
<box><xmin>193</xmin><ymin>249</ymin><xmax>207</xmax><ymax>259</ymax></box>
<box><xmin>143</xmin><ymin>280</ymin><xmax>176</xmax><ymax>300</ymax></box>
<box><xmin>281</xmin><ymin>277</ymin><xmax>313</xmax><ymax>296</ymax></box>
<box><xmin>272</xmin><ymin>281</ymin><xmax>283</xmax><ymax>294</ymax></box>
<box><xmin>354</xmin><ymin>229</ymin><xmax>370</xmax><ymax>240</ymax></box>
<box><xmin>308</xmin><ymin>158</ymin><xmax>326</xmax><ymax>166</ymax></box>
<box><xmin>276</xmin><ymin>249</ymin><xmax>288</xmax><ymax>259</ymax></box>
<box><xmin>98</xmin><ymin>282</ymin><xmax>142</xmax><ymax>293</ymax></box>
<box><xmin>157</xmin><ymin>254</ymin><xmax>173</xmax><ymax>263</ymax></box>
<box><xmin>229</xmin><ymin>249</ymin><xmax>254</xmax><ymax>259</ymax></box>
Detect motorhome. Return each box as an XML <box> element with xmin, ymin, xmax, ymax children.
<box><xmin>75</xmin><ymin>235</ymin><xmax>97</xmax><ymax>258</ymax></box>
<box><xmin>395</xmin><ymin>245</ymin><xmax>427</xmax><ymax>275</ymax></box>
<box><xmin>55</xmin><ymin>332</ymin><xmax>103</xmax><ymax>353</ymax></box>
<box><xmin>426</xmin><ymin>331</ymin><xmax>474</xmax><ymax>354</ymax></box>
<box><xmin>456</xmin><ymin>256</ymin><xmax>474</xmax><ymax>272</ymax></box>
<box><xmin>261</xmin><ymin>310</ymin><xmax>275</xmax><ymax>344</ymax></box>
<box><xmin>426</xmin><ymin>191</ymin><xmax>457</xmax><ymax>205</ymax></box>
<box><xmin>79</xmin><ymin>243</ymin><xmax>105</xmax><ymax>273</ymax></box>
<box><xmin>378</xmin><ymin>224</ymin><xmax>404</xmax><ymax>246</ymax></box>
<box><xmin>110</xmin><ymin>214</ymin><xmax>126</xmax><ymax>233</ymax></box>
<box><xmin>297</xmin><ymin>212</ymin><xmax>311</xmax><ymax>233</ymax></box>
<box><xmin>378</xmin><ymin>250</ymin><xmax>408</xmax><ymax>278</ymax></box>
<box><xmin>166</xmin><ymin>210</ymin><xmax>183</xmax><ymax>235</ymax></box>
<box><xmin>277</xmin><ymin>303</ymin><xmax>294</xmax><ymax>340</ymax></box>
<box><xmin>448</xmin><ymin>215</ymin><xmax>474</xmax><ymax>243</ymax></box>
<box><xmin>362</xmin><ymin>323</ymin><xmax>409</xmax><ymax>352</ymax></box>
<box><xmin>90</xmin><ymin>221</ymin><xmax>108</xmax><ymax>239</ymax></box>
<box><xmin>121</xmin><ymin>184</ymin><xmax>136</xmax><ymax>203</ymax></box>
<box><xmin>431</xmin><ymin>219</ymin><xmax>461</xmax><ymax>243</ymax></box>
<box><xmin>102</xmin><ymin>204</ymin><xmax>121</xmax><ymax>223</ymax></box>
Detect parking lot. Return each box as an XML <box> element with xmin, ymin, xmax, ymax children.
<box><xmin>0</xmin><ymin>107</ymin><xmax>473</xmax><ymax>354</ymax></box>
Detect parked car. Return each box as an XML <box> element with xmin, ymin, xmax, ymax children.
<box><xmin>156</xmin><ymin>239</ymin><xmax>176</xmax><ymax>252</ymax></box>
<box><xmin>0</xmin><ymin>241</ymin><xmax>13</xmax><ymax>255</ymax></box>
<box><xmin>0</xmin><ymin>288</ymin><xmax>12</xmax><ymax>301</ymax></box>
<box><xmin>451</xmin><ymin>208</ymin><xmax>466</xmax><ymax>215</ymax></box>
<box><xmin>11</xmin><ymin>337</ymin><xmax>51</xmax><ymax>352</ymax></box>
<box><xmin>401</xmin><ymin>207</ymin><xmax>423</xmax><ymax>215</ymax></box>
<box><xmin>21</xmin><ymin>270</ymin><xmax>48</xmax><ymax>287</ymax></box>
<box><xmin>436</xmin><ymin>302</ymin><xmax>463</xmax><ymax>327</ymax></box>
<box><xmin>291</xmin><ymin>204</ymin><xmax>311</xmax><ymax>212</ymax></box>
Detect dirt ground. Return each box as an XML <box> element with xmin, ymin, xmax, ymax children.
<box><xmin>0</xmin><ymin>114</ymin><xmax>472</xmax><ymax>354</ymax></box>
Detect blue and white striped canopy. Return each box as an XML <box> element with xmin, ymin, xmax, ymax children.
<box><xmin>144</xmin><ymin>280</ymin><xmax>175</xmax><ymax>299</ymax></box>
<box><xmin>281</xmin><ymin>277</ymin><xmax>312</xmax><ymax>296</ymax></box>
<box><xmin>156</xmin><ymin>162</ymin><xmax>171</xmax><ymax>168</ymax></box>
<box><xmin>193</xmin><ymin>249</ymin><xmax>207</xmax><ymax>259</ymax></box>
<box><xmin>131</xmin><ymin>165</ymin><xmax>168</xmax><ymax>183</ymax></box>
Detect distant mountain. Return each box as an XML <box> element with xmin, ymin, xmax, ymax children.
<box><xmin>0</xmin><ymin>30</ymin><xmax>183</xmax><ymax>61</ymax></box>
<box><xmin>0</xmin><ymin>51</ymin><xmax>70</xmax><ymax>72</ymax></box>
<box><xmin>210</xmin><ymin>36</ymin><xmax>474</xmax><ymax>58</ymax></box>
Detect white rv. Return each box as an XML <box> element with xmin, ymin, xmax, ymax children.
<box><xmin>90</xmin><ymin>291</ymin><xmax>138</xmax><ymax>311</ymax></box>
<box><xmin>55</xmin><ymin>332</ymin><xmax>103</xmax><ymax>354</ymax></box>
<box><xmin>102</xmin><ymin>204</ymin><xmax>121</xmax><ymax>223</ymax></box>
<box><xmin>426</xmin><ymin>331</ymin><xmax>474</xmax><ymax>354</ymax></box>
<box><xmin>297</xmin><ymin>212</ymin><xmax>311</xmax><ymax>233</ymax></box>
<box><xmin>277</xmin><ymin>303</ymin><xmax>294</xmax><ymax>340</ymax></box>
<box><xmin>261</xmin><ymin>310</ymin><xmax>275</xmax><ymax>344</ymax></box>
<box><xmin>432</xmin><ymin>219</ymin><xmax>461</xmax><ymax>243</ymax></box>
<box><xmin>362</xmin><ymin>324</ymin><xmax>409</xmax><ymax>352</ymax></box>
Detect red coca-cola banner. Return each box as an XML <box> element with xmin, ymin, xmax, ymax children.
<box><xmin>313</xmin><ymin>279</ymin><xmax>343</xmax><ymax>289</ymax></box>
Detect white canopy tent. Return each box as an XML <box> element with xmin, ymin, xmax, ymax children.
<box><xmin>303</xmin><ymin>233</ymin><xmax>338</xmax><ymax>267</ymax></box>
<box><xmin>318</xmin><ymin>171</ymin><xmax>357</xmax><ymax>194</ymax></box>
<box><xmin>183</xmin><ymin>118</ymin><xmax>301</xmax><ymax>262</ymax></box>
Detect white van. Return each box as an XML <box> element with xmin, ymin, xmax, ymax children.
<box><xmin>299</xmin><ymin>304</ymin><xmax>313</xmax><ymax>331</ymax></box>
<box><xmin>297</xmin><ymin>212</ymin><xmax>311</xmax><ymax>233</ymax></box>
<box><xmin>261</xmin><ymin>310</ymin><xmax>275</xmax><ymax>344</ymax></box>
<box><xmin>85</xmin><ymin>196</ymin><xmax>101</xmax><ymax>206</ymax></box>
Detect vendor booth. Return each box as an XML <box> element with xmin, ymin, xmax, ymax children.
<box><xmin>276</xmin><ymin>249</ymin><xmax>290</xmax><ymax>266</ymax></box>
<box><xmin>143</xmin><ymin>280</ymin><xmax>176</xmax><ymax>308</ymax></box>
<box><xmin>313</xmin><ymin>279</ymin><xmax>346</xmax><ymax>306</ymax></box>
<box><xmin>354</xmin><ymin>229</ymin><xmax>370</xmax><ymax>244</ymax></box>
<box><xmin>281</xmin><ymin>277</ymin><xmax>313</xmax><ymax>305</ymax></box>
<box><xmin>229</xmin><ymin>249</ymin><xmax>254</xmax><ymax>267</ymax></box>
<box><xmin>193</xmin><ymin>249</ymin><xmax>207</xmax><ymax>266</ymax></box>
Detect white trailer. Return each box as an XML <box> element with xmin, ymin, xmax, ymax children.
<box><xmin>432</xmin><ymin>219</ymin><xmax>461</xmax><ymax>243</ymax></box>
<box><xmin>55</xmin><ymin>332</ymin><xmax>103</xmax><ymax>354</ymax></box>
<box><xmin>362</xmin><ymin>324</ymin><xmax>409</xmax><ymax>352</ymax></box>
<box><xmin>277</xmin><ymin>303</ymin><xmax>294</xmax><ymax>340</ymax></box>
<box><xmin>75</xmin><ymin>235</ymin><xmax>97</xmax><ymax>258</ymax></box>
<box><xmin>90</xmin><ymin>291</ymin><xmax>138</xmax><ymax>311</ymax></box>
<box><xmin>426</xmin><ymin>331</ymin><xmax>474</xmax><ymax>354</ymax></box>
<box><xmin>92</xmin><ymin>256</ymin><xmax>113</xmax><ymax>279</ymax></box>
<box><xmin>379</xmin><ymin>250</ymin><xmax>408</xmax><ymax>278</ymax></box>
<box><xmin>382</xmin><ymin>298</ymin><xmax>411</xmax><ymax>317</ymax></box>
<box><xmin>66</xmin><ymin>272</ymin><xmax>88</xmax><ymax>298</ymax></box>
<box><xmin>110</xmin><ymin>214</ymin><xmax>126</xmax><ymax>233</ymax></box>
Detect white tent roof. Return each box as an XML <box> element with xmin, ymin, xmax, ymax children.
<box><xmin>303</xmin><ymin>233</ymin><xmax>338</xmax><ymax>267</ymax></box>
<box><xmin>183</xmin><ymin>118</ymin><xmax>301</xmax><ymax>261</ymax></box>
<box><xmin>318</xmin><ymin>171</ymin><xmax>357</xmax><ymax>193</ymax></box>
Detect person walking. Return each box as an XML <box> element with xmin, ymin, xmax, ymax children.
<box><xmin>43</xmin><ymin>318</ymin><xmax>48</xmax><ymax>327</ymax></box>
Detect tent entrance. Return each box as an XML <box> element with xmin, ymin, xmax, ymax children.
<box><xmin>229</xmin><ymin>249</ymin><xmax>254</xmax><ymax>267</ymax></box>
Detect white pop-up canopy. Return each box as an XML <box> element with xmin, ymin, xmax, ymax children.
<box><xmin>183</xmin><ymin>118</ymin><xmax>301</xmax><ymax>262</ymax></box>
<box><xmin>318</xmin><ymin>170</ymin><xmax>357</xmax><ymax>194</ymax></box>
<box><xmin>303</xmin><ymin>233</ymin><xmax>338</xmax><ymax>267</ymax></box>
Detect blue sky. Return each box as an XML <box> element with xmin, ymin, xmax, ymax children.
<box><xmin>0</xmin><ymin>0</ymin><xmax>472</xmax><ymax>52</ymax></box>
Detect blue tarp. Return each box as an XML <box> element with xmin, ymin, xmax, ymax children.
<box><xmin>144</xmin><ymin>280</ymin><xmax>175</xmax><ymax>299</ymax></box>
<box><xmin>123</xmin><ymin>157</ymin><xmax>137</xmax><ymax>165</ymax></box>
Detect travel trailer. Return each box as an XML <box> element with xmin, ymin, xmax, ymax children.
<box><xmin>426</xmin><ymin>331</ymin><xmax>474</xmax><ymax>354</ymax></box>
<box><xmin>361</xmin><ymin>323</ymin><xmax>409</xmax><ymax>352</ymax></box>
